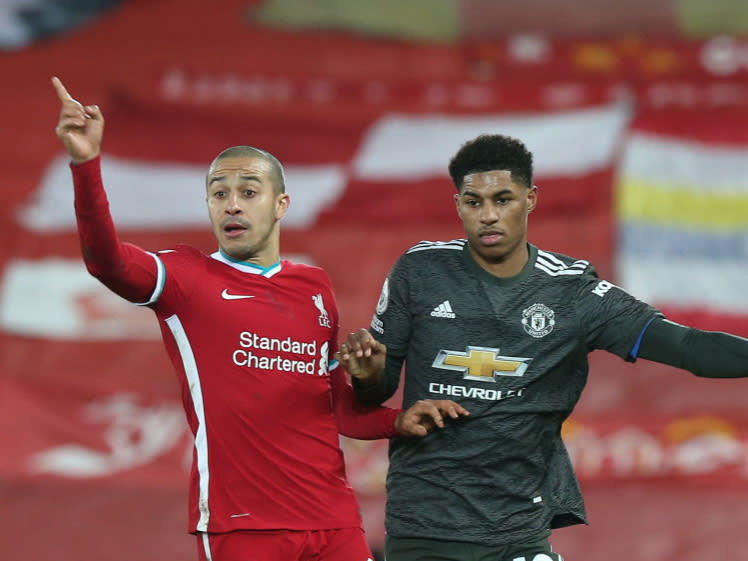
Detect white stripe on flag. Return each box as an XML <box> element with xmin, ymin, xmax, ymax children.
<box><xmin>617</xmin><ymin>255</ymin><xmax>748</xmax><ymax>314</ymax></box>
<box><xmin>0</xmin><ymin>258</ymin><xmax>159</xmax><ymax>340</ymax></box>
<box><xmin>620</xmin><ymin>133</ymin><xmax>748</xmax><ymax>193</ymax></box>
<box><xmin>19</xmin><ymin>153</ymin><xmax>347</xmax><ymax>232</ymax></box>
<box><xmin>352</xmin><ymin>102</ymin><xmax>631</xmax><ymax>180</ymax></box>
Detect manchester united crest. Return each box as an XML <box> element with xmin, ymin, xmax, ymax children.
<box><xmin>521</xmin><ymin>303</ymin><xmax>555</xmax><ymax>338</ymax></box>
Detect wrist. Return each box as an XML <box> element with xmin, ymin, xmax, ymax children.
<box><xmin>353</xmin><ymin>371</ymin><xmax>380</xmax><ymax>386</ymax></box>
<box><xmin>71</xmin><ymin>153</ymin><xmax>100</xmax><ymax>165</ymax></box>
<box><xmin>394</xmin><ymin>410</ymin><xmax>405</xmax><ymax>435</ymax></box>
<box><xmin>70</xmin><ymin>153</ymin><xmax>101</xmax><ymax>167</ymax></box>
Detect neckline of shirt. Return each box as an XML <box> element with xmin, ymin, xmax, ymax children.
<box><xmin>211</xmin><ymin>250</ymin><xmax>283</xmax><ymax>278</ymax></box>
<box><xmin>461</xmin><ymin>242</ymin><xmax>538</xmax><ymax>286</ymax></box>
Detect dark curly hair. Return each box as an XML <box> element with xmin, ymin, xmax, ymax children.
<box><xmin>448</xmin><ymin>134</ymin><xmax>533</xmax><ymax>191</ymax></box>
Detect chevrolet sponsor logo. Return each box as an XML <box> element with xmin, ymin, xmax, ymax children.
<box><xmin>432</xmin><ymin>346</ymin><xmax>531</xmax><ymax>382</ymax></box>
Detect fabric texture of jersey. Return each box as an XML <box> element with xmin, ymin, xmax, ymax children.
<box><xmin>365</xmin><ymin>239</ymin><xmax>661</xmax><ymax>546</ymax></box>
<box><xmin>71</xmin><ymin>157</ymin><xmax>400</xmax><ymax>535</ymax></box>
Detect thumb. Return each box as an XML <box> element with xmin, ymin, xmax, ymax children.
<box><xmin>85</xmin><ymin>104</ymin><xmax>104</xmax><ymax>121</ymax></box>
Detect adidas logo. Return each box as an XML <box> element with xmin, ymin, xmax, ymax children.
<box><xmin>430</xmin><ymin>300</ymin><xmax>456</xmax><ymax>319</ymax></box>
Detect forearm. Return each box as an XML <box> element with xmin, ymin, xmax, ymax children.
<box><xmin>72</xmin><ymin>157</ymin><xmax>158</xmax><ymax>303</ymax></box>
<box><xmin>353</xmin><ymin>352</ymin><xmax>404</xmax><ymax>405</ymax></box>
<box><xmin>72</xmin><ymin>157</ymin><xmax>122</xmax><ymax>276</ymax></box>
<box><xmin>637</xmin><ymin>318</ymin><xmax>748</xmax><ymax>378</ymax></box>
<box><xmin>330</xmin><ymin>368</ymin><xmax>402</xmax><ymax>439</ymax></box>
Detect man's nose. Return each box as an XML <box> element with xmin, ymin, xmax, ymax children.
<box><xmin>225</xmin><ymin>192</ymin><xmax>242</xmax><ymax>214</ymax></box>
<box><xmin>480</xmin><ymin>204</ymin><xmax>499</xmax><ymax>223</ymax></box>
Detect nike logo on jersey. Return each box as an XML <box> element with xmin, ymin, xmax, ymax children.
<box><xmin>430</xmin><ymin>300</ymin><xmax>456</xmax><ymax>318</ymax></box>
<box><xmin>221</xmin><ymin>289</ymin><xmax>255</xmax><ymax>300</ymax></box>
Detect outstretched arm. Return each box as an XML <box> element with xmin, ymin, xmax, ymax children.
<box><xmin>330</xmin><ymin>368</ymin><xmax>469</xmax><ymax>439</ymax></box>
<box><xmin>52</xmin><ymin>77</ymin><xmax>158</xmax><ymax>303</ymax></box>
<box><xmin>330</xmin><ymin>367</ymin><xmax>399</xmax><ymax>439</ymax></box>
<box><xmin>636</xmin><ymin>318</ymin><xmax>748</xmax><ymax>378</ymax></box>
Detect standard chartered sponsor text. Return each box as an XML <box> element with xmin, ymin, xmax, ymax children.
<box><xmin>234</xmin><ymin>331</ymin><xmax>318</xmax><ymax>375</ymax></box>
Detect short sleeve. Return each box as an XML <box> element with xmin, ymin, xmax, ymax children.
<box><xmin>576</xmin><ymin>267</ymin><xmax>662</xmax><ymax>359</ymax></box>
<box><xmin>370</xmin><ymin>255</ymin><xmax>411</xmax><ymax>354</ymax></box>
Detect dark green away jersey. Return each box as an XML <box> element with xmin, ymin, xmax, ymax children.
<box><xmin>367</xmin><ymin>240</ymin><xmax>660</xmax><ymax>546</ymax></box>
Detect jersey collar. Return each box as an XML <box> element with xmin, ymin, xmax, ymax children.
<box><xmin>211</xmin><ymin>249</ymin><xmax>282</xmax><ymax>278</ymax></box>
<box><xmin>461</xmin><ymin>242</ymin><xmax>538</xmax><ymax>286</ymax></box>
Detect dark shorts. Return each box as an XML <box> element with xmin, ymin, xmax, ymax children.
<box><xmin>197</xmin><ymin>528</ymin><xmax>374</xmax><ymax>561</ymax></box>
<box><xmin>384</xmin><ymin>534</ymin><xmax>563</xmax><ymax>561</ymax></box>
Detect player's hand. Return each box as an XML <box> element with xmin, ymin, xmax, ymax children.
<box><xmin>52</xmin><ymin>76</ymin><xmax>104</xmax><ymax>164</ymax></box>
<box><xmin>395</xmin><ymin>399</ymin><xmax>470</xmax><ymax>437</ymax></box>
<box><xmin>336</xmin><ymin>328</ymin><xmax>387</xmax><ymax>385</ymax></box>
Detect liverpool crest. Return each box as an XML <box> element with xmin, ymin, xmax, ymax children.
<box><xmin>312</xmin><ymin>293</ymin><xmax>331</xmax><ymax>328</ymax></box>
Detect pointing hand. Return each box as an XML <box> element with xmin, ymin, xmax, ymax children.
<box><xmin>52</xmin><ymin>76</ymin><xmax>104</xmax><ymax>164</ymax></box>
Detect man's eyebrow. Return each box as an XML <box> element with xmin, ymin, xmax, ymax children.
<box><xmin>460</xmin><ymin>188</ymin><xmax>513</xmax><ymax>197</ymax></box>
<box><xmin>207</xmin><ymin>173</ymin><xmax>262</xmax><ymax>186</ymax></box>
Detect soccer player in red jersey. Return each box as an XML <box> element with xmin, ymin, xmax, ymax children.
<box><xmin>51</xmin><ymin>77</ymin><xmax>469</xmax><ymax>561</ymax></box>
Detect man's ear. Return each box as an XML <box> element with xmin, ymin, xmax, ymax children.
<box><xmin>276</xmin><ymin>193</ymin><xmax>290</xmax><ymax>220</ymax></box>
<box><xmin>527</xmin><ymin>184</ymin><xmax>538</xmax><ymax>213</ymax></box>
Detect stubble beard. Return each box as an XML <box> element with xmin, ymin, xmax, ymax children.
<box><xmin>222</xmin><ymin>219</ymin><xmax>278</xmax><ymax>262</ymax></box>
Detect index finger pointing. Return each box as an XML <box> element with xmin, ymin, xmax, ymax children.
<box><xmin>51</xmin><ymin>76</ymin><xmax>74</xmax><ymax>102</ymax></box>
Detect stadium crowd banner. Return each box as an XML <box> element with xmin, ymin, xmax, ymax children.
<box><xmin>615</xmin><ymin>107</ymin><xmax>748</xmax><ymax>337</ymax></box>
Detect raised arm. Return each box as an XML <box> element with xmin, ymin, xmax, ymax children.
<box><xmin>52</xmin><ymin>77</ymin><xmax>158</xmax><ymax>304</ymax></box>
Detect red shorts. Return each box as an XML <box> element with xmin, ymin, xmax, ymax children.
<box><xmin>196</xmin><ymin>527</ymin><xmax>374</xmax><ymax>561</ymax></box>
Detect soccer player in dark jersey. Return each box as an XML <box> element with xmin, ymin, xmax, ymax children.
<box><xmin>338</xmin><ymin>133</ymin><xmax>748</xmax><ymax>561</ymax></box>
<box><xmin>51</xmin><ymin>76</ymin><xmax>469</xmax><ymax>561</ymax></box>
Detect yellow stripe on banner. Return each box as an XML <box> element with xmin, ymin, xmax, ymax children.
<box><xmin>617</xmin><ymin>179</ymin><xmax>748</xmax><ymax>230</ymax></box>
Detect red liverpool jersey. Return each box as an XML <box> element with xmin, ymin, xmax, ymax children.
<box><xmin>154</xmin><ymin>247</ymin><xmax>375</xmax><ymax>532</ymax></box>
<box><xmin>71</xmin><ymin>157</ymin><xmax>399</xmax><ymax>535</ymax></box>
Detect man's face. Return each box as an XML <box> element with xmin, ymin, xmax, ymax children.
<box><xmin>206</xmin><ymin>155</ymin><xmax>289</xmax><ymax>263</ymax></box>
<box><xmin>455</xmin><ymin>170</ymin><xmax>537</xmax><ymax>273</ymax></box>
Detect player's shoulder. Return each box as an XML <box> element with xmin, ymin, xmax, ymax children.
<box><xmin>533</xmin><ymin>246</ymin><xmax>594</xmax><ymax>279</ymax></box>
<box><xmin>154</xmin><ymin>244</ymin><xmax>205</xmax><ymax>262</ymax></box>
<box><xmin>280</xmin><ymin>259</ymin><xmax>333</xmax><ymax>286</ymax></box>
<box><xmin>281</xmin><ymin>259</ymin><xmax>326</xmax><ymax>276</ymax></box>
